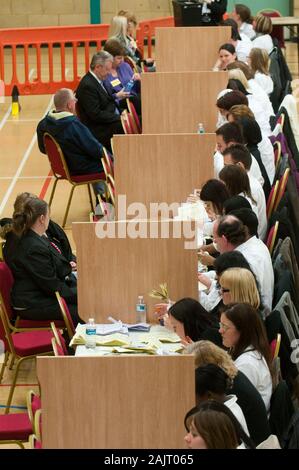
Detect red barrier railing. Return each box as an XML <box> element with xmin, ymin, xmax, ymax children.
<box><xmin>0</xmin><ymin>17</ymin><xmax>174</xmax><ymax>96</ymax></box>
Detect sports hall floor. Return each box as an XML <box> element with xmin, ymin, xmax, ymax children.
<box><xmin>0</xmin><ymin>42</ymin><xmax>299</xmax><ymax>447</ymax></box>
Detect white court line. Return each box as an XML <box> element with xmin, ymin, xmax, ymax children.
<box><xmin>0</xmin><ymin>96</ymin><xmax>53</xmax><ymax>216</ymax></box>
<box><xmin>0</xmin><ymin>67</ymin><xmax>69</xmax><ymax>215</ymax></box>
<box><xmin>0</xmin><ymin>68</ymin><xmax>35</xmax><ymax>131</ymax></box>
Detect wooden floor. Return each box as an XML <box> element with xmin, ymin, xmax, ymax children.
<box><xmin>0</xmin><ymin>42</ymin><xmax>299</xmax><ymax>446</ymax></box>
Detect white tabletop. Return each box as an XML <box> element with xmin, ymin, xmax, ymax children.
<box><xmin>74</xmin><ymin>324</ymin><xmax>183</xmax><ymax>357</ymax></box>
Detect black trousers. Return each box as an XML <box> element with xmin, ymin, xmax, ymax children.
<box><xmin>17</xmin><ymin>302</ymin><xmax>84</xmax><ymax>327</ymax></box>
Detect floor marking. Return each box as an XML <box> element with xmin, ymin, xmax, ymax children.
<box><xmin>0</xmin><ymin>96</ymin><xmax>53</xmax><ymax>216</ymax></box>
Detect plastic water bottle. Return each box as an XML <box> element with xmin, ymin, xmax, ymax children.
<box><xmin>85</xmin><ymin>318</ymin><xmax>96</xmax><ymax>349</ymax></box>
<box><xmin>136</xmin><ymin>295</ymin><xmax>147</xmax><ymax>323</ymax></box>
<box><xmin>197</xmin><ymin>123</ymin><xmax>205</xmax><ymax>134</ymax></box>
<box><xmin>124</xmin><ymin>79</ymin><xmax>134</xmax><ymax>93</ymax></box>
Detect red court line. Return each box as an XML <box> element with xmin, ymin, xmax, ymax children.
<box><xmin>39</xmin><ymin>169</ymin><xmax>53</xmax><ymax>200</ymax></box>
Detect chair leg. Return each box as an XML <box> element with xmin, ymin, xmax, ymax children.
<box><xmin>62</xmin><ymin>185</ymin><xmax>75</xmax><ymax>228</ymax></box>
<box><xmin>5</xmin><ymin>356</ymin><xmax>25</xmax><ymax>413</ymax></box>
<box><xmin>0</xmin><ymin>351</ymin><xmax>9</xmax><ymax>383</ymax></box>
<box><xmin>48</xmin><ymin>177</ymin><xmax>59</xmax><ymax>207</ymax></box>
<box><xmin>87</xmin><ymin>184</ymin><xmax>94</xmax><ymax>213</ymax></box>
<box><xmin>9</xmin><ymin>354</ymin><xmax>15</xmax><ymax>370</ymax></box>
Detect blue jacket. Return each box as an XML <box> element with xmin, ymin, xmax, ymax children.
<box><xmin>37</xmin><ymin>111</ymin><xmax>104</xmax><ymax>175</ymax></box>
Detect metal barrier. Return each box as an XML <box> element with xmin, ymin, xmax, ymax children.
<box><xmin>0</xmin><ymin>17</ymin><xmax>174</xmax><ymax>96</ymax></box>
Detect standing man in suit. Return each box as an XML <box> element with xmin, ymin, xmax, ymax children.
<box><xmin>76</xmin><ymin>51</ymin><xmax>127</xmax><ymax>152</ymax></box>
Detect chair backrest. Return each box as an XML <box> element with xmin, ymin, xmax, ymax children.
<box><xmin>126</xmin><ymin>111</ymin><xmax>139</xmax><ymax>134</ymax></box>
<box><xmin>0</xmin><ymin>241</ymin><xmax>4</xmax><ymax>261</ymax></box>
<box><xmin>26</xmin><ymin>390</ymin><xmax>42</xmax><ymax>430</ymax></box>
<box><xmin>266</xmin><ymin>180</ymin><xmax>279</xmax><ymax>219</ymax></box>
<box><xmin>269</xmin><ymin>380</ymin><xmax>294</xmax><ymax>442</ymax></box>
<box><xmin>266</xmin><ymin>220</ymin><xmax>279</xmax><ymax>255</ymax></box>
<box><xmin>124</xmin><ymin>55</ymin><xmax>139</xmax><ymax>73</ymax></box>
<box><xmin>126</xmin><ymin>99</ymin><xmax>142</xmax><ymax>133</ymax></box>
<box><xmin>273</xmin><ymin>141</ymin><xmax>282</xmax><ymax>169</ymax></box>
<box><xmin>43</xmin><ymin>133</ymin><xmax>71</xmax><ymax>180</ymax></box>
<box><xmin>50</xmin><ymin>322</ymin><xmax>68</xmax><ymax>355</ymax></box>
<box><xmin>34</xmin><ymin>409</ymin><xmax>42</xmax><ymax>442</ymax></box>
<box><xmin>51</xmin><ymin>337</ymin><xmax>66</xmax><ymax>356</ymax></box>
<box><xmin>0</xmin><ymin>261</ymin><xmax>15</xmax><ymax>321</ymax></box>
<box><xmin>55</xmin><ymin>291</ymin><xmax>75</xmax><ymax>341</ymax></box>
<box><xmin>120</xmin><ymin>111</ymin><xmax>133</xmax><ymax>134</ymax></box>
<box><xmin>29</xmin><ymin>434</ymin><xmax>42</xmax><ymax>449</ymax></box>
<box><xmin>103</xmin><ymin>147</ymin><xmax>114</xmax><ymax>177</ymax></box>
<box><xmin>273</xmin><ymin>167</ymin><xmax>290</xmax><ymax>212</ymax></box>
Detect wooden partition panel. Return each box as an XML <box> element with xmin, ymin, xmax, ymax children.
<box><xmin>37</xmin><ymin>355</ymin><xmax>195</xmax><ymax>449</ymax></box>
<box><xmin>72</xmin><ymin>221</ymin><xmax>198</xmax><ymax>323</ymax></box>
<box><xmin>155</xmin><ymin>26</ymin><xmax>231</xmax><ymax>72</ymax></box>
<box><xmin>113</xmin><ymin>133</ymin><xmax>214</xmax><ymax>213</ymax></box>
<box><xmin>141</xmin><ymin>71</ymin><xmax>228</xmax><ymax>134</ymax></box>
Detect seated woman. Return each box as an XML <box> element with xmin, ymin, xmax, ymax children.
<box><xmin>248</xmin><ymin>48</ymin><xmax>274</xmax><ymax>95</ymax></box>
<box><xmin>199</xmin><ymin>250</ymin><xmax>253</xmax><ymax>315</ymax></box>
<box><xmin>227</xmin><ymin>104</ymin><xmax>275</xmax><ymax>185</ymax></box>
<box><xmin>220</xmin><ymin>18</ymin><xmax>252</xmax><ymax>63</ymax></box>
<box><xmin>219</xmin><ymin>164</ymin><xmax>258</xmax><ymax>218</ymax></box>
<box><xmin>213</xmin><ymin>43</ymin><xmax>237</xmax><ymax>71</ymax></box>
<box><xmin>185</xmin><ymin>340</ymin><xmax>271</xmax><ymax>445</ymax></box>
<box><xmin>199</xmin><ymin>179</ymin><xmax>230</xmax><ymax>237</ymax></box>
<box><xmin>184</xmin><ymin>400</ymin><xmax>254</xmax><ymax>449</ymax></box>
<box><xmin>103</xmin><ymin>38</ymin><xmax>141</xmax><ymax>115</ymax></box>
<box><xmin>218</xmin><ymin>267</ymin><xmax>261</xmax><ymax>312</ymax></box>
<box><xmin>167</xmin><ymin>297</ymin><xmax>222</xmax><ymax>346</ymax></box>
<box><xmin>219</xmin><ymin>303</ymin><xmax>273</xmax><ymax>411</ymax></box>
<box><xmin>252</xmin><ymin>15</ymin><xmax>274</xmax><ymax>54</ymax></box>
<box><xmin>0</xmin><ymin>192</ymin><xmax>76</xmax><ymax>269</ymax></box>
<box><xmin>232</xmin><ymin>4</ymin><xmax>255</xmax><ymax>40</ymax></box>
<box><xmin>195</xmin><ymin>364</ymin><xmax>249</xmax><ymax>435</ymax></box>
<box><xmin>9</xmin><ymin>197</ymin><xmax>82</xmax><ymax>325</ymax></box>
<box><xmin>108</xmin><ymin>16</ymin><xmax>140</xmax><ymax>65</ymax></box>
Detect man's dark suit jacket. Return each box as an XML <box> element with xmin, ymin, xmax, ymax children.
<box><xmin>10</xmin><ymin>230</ymin><xmax>77</xmax><ymax>310</ymax></box>
<box><xmin>76</xmin><ymin>71</ymin><xmax>122</xmax><ymax>148</ymax></box>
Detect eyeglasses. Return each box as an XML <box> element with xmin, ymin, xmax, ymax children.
<box><xmin>219</xmin><ymin>321</ymin><xmax>232</xmax><ymax>332</ymax></box>
<box><xmin>220</xmin><ymin>286</ymin><xmax>230</xmax><ymax>293</ymax></box>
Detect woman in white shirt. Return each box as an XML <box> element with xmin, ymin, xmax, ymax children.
<box><xmin>219</xmin><ymin>303</ymin><xmax>273</xmax><ymax>411</ymax></box>
<box><xmin>248</xmin><ymin>48</ymin><xmax>274</xmax><ymax>95</ymax></box>
<box><xmin>252</xmin><ymin>14</ymin><xmax>274</xmax><ymax>54</ymax></box>
<box><xmin>221</xmin><ymin>18</ymin><xmax>252</xmax><ymax>63</ymax></box>
<box><xmin>232</xmin><ymin>4</ymin><xmax>255</xmax><ymax>40</ymax></box>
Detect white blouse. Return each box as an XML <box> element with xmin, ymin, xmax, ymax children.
<box><xmin>252</xmin><ymin>34</ymin><xmax>274</xmax><ymax>54</ymax></box>
<box><xmin>254</xmin><ymin>72</ymin><xmax>274</xmax><ymax>95</ymax></box>
<box><xmin>234</xmin><ymin>348</ymin><xmax>272</xmax><ymax>412</ymax></box>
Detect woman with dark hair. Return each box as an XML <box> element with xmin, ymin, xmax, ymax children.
<box><xmin>103</xmin><ymin>38</ymin><xmax>141</xmax><ymax>115</ymax></box>
<box><xmin>184</xmin><ymin>400</ymin><xmax>255</xmax><ymax>449</ymax></box>
<box><xmin>219</xmin><ymin>303</ymin><xmax>273</xmax><ymax>411</ymax></box>
<box><xmin>195</xmin><ymin>364</ymin><xmax>249</xmax><ymax>435</ymax></box>
<box><xmin>238</xmin><ymin>116</ymin><xmax>271</xmax><ymax>198</ymax></box>
<box><xmin>200</xmin><ymin>179</ymin><xmax>229</xmax><ymax>236</ymax></box>
<box><xmin>9</xmin><ymin>197</ymin><xmax>82</xmax><ymax>325</ymax></box>
<box><xmin>213</xmin><ymin>43</ymin><xmax>236</xmax><ymax>71</ymax></box>
<box><xmin>232</xmin><ymin>4</ymin><xmax>255</xmax><ymax>40</ymax></box>
<box><xmin>220</xmin><ymin>18</ymin><xmax>252</xmax><ymax>63</ymax></box>
<box><xmin>219</xmin><ymin>165</ymin><xmax>257</xmax><ymax>214</ymax></box>
<box><xmin>167</xmin><ymin>297</ymin><xmax>221</xmax><ymax>346</ymax></box>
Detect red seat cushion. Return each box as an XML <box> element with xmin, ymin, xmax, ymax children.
<box><xmin>17</xmin><ymin>319</ymin><xmax>65</xmax><ymax>328</ymax></box>
<box><xmin>0</xmin><ymin>413</ymin><xmax>32</xmax><ymax>440</ymax></box>
<box><xmin>12</xmin><ymin>330</ymin><xmax>53</xmax><ymax>356</ymax></box>
<box><xmin>71</xmin><ymin>171</ymin><xmax>105</xmax><ymax>183</ymax></box>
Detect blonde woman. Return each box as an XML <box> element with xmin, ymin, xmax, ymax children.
<box><xmin>252</xmin><ymin>15</ymin><xmax>274</xmax><ymax>54</ymax></box>
<box><xmin>185</xmin><ymin>340</ymin><xmax>271</xmax><ymax>445</ymax></box>
<box><xmin>218</xmin><ymin>267</ymin><xmax>260</xmax><ymax>310</ymax></box>
<box><xmin>248</xmin><ymin>48</ymin><xmax>273</xmax><ymax>95</ymax></box>
<box><xmin>108</xmin><ymin>16</ymin><xmax>138</xmax><ymax>62</ymax></box>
